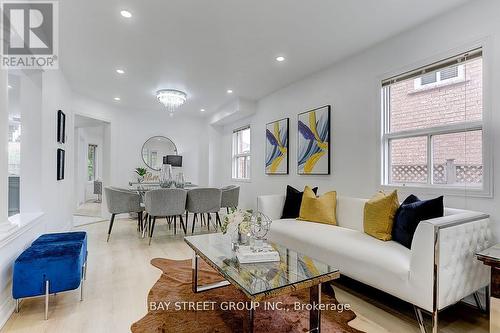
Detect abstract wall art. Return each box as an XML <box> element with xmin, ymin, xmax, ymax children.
<box><xmin>57</xmin><ymin>110</ymin><xmax>66</xmax><ymax>144</ymax></box>
<box><xmin>265</xmin><ymin>118</ymin><xmax>289</xmax><ymax>175</ymax></box>
<box><xmin>297</xmin><ymin>105</ymin><xmax>330</xmax><ymax>175</ymax></box>
<box><xmin>57</xmin><ymin>148</ymin><xmax>65</xmax><ymax>180</ymax></box>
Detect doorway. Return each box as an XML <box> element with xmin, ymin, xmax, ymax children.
<box><xmin>73</xmin><ymin>114</ymin><xmax>109</xmax><ymax>226</ymax></box>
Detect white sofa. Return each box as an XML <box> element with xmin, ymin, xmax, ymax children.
<box><xmin>258</xmin><ymin>194</ymin><xmax>492</xmax><ymax>332</ymax></box>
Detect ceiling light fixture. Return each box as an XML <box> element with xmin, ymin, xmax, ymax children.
<box><xmin>227</xmin><ymin>89</ymin><xmax>233</xmax><ymax>94</ymax></box>
<box><xmin>156</xmin><ymin>89</ymin><xmax>187</xmax><ymax>114</ymax></box>
<box><xmin>114</xmin><ymin>97</ymin><xmax>121</xmax><ymax>101</ymax></box>
<box><xmin>120</xmin><ymin>10</ymin><xmax>132</xmax><ymax>18</ymax></box>
<box><xmin>116</xmin><ymin>69</ymin><xmax>125</xmax><ymax>74</ymax></box>
<box><xmin>200</xmin><ymin>108</ymin><xmax>205</xmax><ymax>112</ymax></box>
<box><xmin>7</xmin><ymin>85</ymin><xmax>12</xmax><ymax>89</ymax></box>
<box><xmin>276</xmin><ymin>56</ymin><xmax>285</xmax><ymax>62</ymax></box>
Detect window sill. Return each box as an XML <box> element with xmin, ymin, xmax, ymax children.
<box><xmin>232</xmin><ymin>178</ymin><xmax>251</xmax><ymax>183</ymax></box>
<box><xmin>381</xmin><ymin>184</ymin><xmax>492</xmax><ymax>198</ymax></box>
<box><xmin>0</xmin><ymin>212</ymin><xmax>44</xmax><ymax>248</ymax></box>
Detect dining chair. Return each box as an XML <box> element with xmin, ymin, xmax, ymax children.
<box><xmin>144</xmin><ymin>189</ymin><xmax>187</xmax><ymax>245</ymax></box>
<box><xmin>104</xmin><ymin>187</ymin><xmax>144</xmax><ymax>242</ymax></box>
<box><xmin>220</xmin><ymin>185</ymin><xmax>240</xmax><ymax>214</ymax></box>
<box><xmin>186</xmin><ymin>188</ymin><xmax>222</xmax><ymax>234</ymax></box>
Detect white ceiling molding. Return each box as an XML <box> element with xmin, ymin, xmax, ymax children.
<box><xmin>209</xmin><ymin>98</ymin><xmax>256</xmax><ymax>127</ymax></box>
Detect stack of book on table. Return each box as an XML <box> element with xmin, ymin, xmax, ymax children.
<box><xmin>236</xmin><ymin>244</ymin><xmax>280</xmax><ymax>263</ymax></box>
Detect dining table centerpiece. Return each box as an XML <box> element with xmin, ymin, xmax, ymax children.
<box><xmin>134</xmin><ymin>167</ymin><xmax>147</xmax><ymax>183</ymax></box>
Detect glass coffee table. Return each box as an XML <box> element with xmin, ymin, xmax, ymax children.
<box><xmin>184</xmin><ymin>233</ymin><xmax>340</xmax><ymax>333</ymax></box>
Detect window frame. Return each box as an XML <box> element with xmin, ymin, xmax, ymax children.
<box><xmin>231</xmin><ymin>125</ymin><xmax>251</xmax><ymax>182</ymax></box>
<box><xmin>87</xmin><ymin>144</ymin><xmax>98</xmax><ymax>182</ymax></box>
<box><xmin>379</xmin><ymin>44</ymin><xmax>492</xmax><ymax>197</ymax></box>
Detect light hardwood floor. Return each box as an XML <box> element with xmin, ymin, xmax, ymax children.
<box><xmin>1</xmin><ymin>218</ymin><xmax>489</xmax><ymax>333</ymax></box>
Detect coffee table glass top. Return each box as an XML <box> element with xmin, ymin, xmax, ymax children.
<box><xmin>184</xmin><ymin>233</ymin><xmax>339</xmax><ymax>300</ymax></box>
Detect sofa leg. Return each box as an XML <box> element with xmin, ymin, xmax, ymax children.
<box><xmin>432</xmin><ymin>309</ymin><xmax>438</xmax><ymax>333</ymax></box>
<box><xmin>413</xmin><ymin>306</ymin><xmax>426</xmax><ymax>333</ymax></box>
<box><xmin>45</xmin><ymin>280</ymin><xmax>49</xmax><ymax>320</ymax></box>
<box><xmin>15</xmin><ymin>299</ymin><xmax>19</xmax><ymax>313</ymax></box>
<box><xmin>486</xmin><ymin>286</ymin><xmax>490</xmax><ymax>316</ymax></box>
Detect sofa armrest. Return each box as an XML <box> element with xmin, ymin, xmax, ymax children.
<box><xmin>410</xmin><ymin>211</ymin><xmax>492</xmax><ymax>311</ymax></box>
<box><xmin>257</xmin><ymin>195</ymin><xmax>285</xmax><ymax>220</ymax></box>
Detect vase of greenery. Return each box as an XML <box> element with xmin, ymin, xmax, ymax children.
<box><xmin>134</xmin><ymin>167</ymin><xmax>147</xmax><ymax>183</ymax></box>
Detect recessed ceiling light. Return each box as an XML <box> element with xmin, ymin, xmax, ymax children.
<box><xmin>116</xmin><ymin>69</ymin><xmax>125</xmax><ymax>74</ymax></box>
<box><xmin>227</xmin><ymin>89</ymin><xmax>233</xmax><ymax>94</ymax></box>
<box><xmin>7</xmin><ymin>85</ymin><xmax>12</xmax><ymax>89</ymax></box>
<box><xmin>276</xmin><ymin>56</ymin><xmax>285</xmax><ymax>62</ymax></box>
<box><xmin>114</xmin><ymin>97</ymin><xmax>121</xmax><ymax>101</ymax></box>
<box><xmin>200</xmin><ymin>108</ymin><xmax>206</xmax><ymax>112</ymax></box>
<box><xmin>120</xmin><ymin>10</ymin><xmax>132</xmax><ymax>18</ymax></box>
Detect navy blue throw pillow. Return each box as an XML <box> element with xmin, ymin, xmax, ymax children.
<box><xmin>281</xmin><ymin>185</ymin><xmax>318</xmax><ymax>219</ymax></box>
<box><xmin>392</xmin><ymin>195</ymin><xmax>444</xmax><ymax>249</ymax></box>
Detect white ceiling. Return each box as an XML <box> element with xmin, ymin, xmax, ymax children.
<box><xmin>60</xmin><ymin>0</ymin><xmax>471</xmax><ymax>115</ymax></box>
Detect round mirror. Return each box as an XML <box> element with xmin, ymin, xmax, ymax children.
<box><xmin>141</xmin><ymin>136</ymin><xmax>178</xmax><ymax>171</ymax></box>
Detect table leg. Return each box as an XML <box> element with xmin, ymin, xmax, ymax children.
<box><xmin>191</xmin><ymin>251</ymin><xmax>230</xmax><ymax>293</ymax></box>
<box><xmin>248</xmin><ymin>305</ymin><xmax>254</xmax><ymax>333</ymax></box>
<box><xmin>310</xmin><ymin>283</ymin><xmax>321</xmax><ymax>333</ymax></box>
<box><xmin>192</xmin><ymin>252</ymin><xmax>199</xmax><ymax>293</ymax></box>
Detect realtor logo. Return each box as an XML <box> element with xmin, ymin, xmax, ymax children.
<box><xmin>1</xmin><ymin>0</ymin><xmax>58</xmax><ymax>69</ymax></box>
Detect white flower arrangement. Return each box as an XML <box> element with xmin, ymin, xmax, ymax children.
<box><xmin>221</xmin><ymin>208</ymin><xmax>253</xmax><ymax>235</ymax></box>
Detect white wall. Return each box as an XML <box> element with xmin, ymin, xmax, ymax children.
<box><xmin>0</xmin><ymin>68</ymin><xmax>75</xmax><ymax>327</ymax></box>
<box><xmin>210</xmin><ymin>0</ymin><xmax>500</xmax><ymax>237</ymax></box>
<box><xmin>72</xmin><ymin>96</ymin><xmax>210</xmax><ymax>189</ymax></box>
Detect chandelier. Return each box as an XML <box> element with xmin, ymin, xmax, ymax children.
<box><xmin>156</xmin><ymin>89</ymin><xmax>187</xmax><ymax>113</ymax></box>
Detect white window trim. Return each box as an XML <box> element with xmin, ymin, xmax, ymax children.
<box><xmin>378</xmin><ymin>40</ymin><xmax>492</xmax><ymax>198</ymax></box>
<box><xmin>231</xmin><ymin>126</ymin><xmax>251</xmax><ymax>182</ymax></box>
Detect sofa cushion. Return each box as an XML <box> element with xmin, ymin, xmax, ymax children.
<box><xmin>298</xmin><ymin>186</ymin><xmax>337</xmax><ymax>225</ymax></box>
<box><xmin>393</xmin><ymin>195</ymin><xmax>444</xmax><ymax>249</ymax></box>
<box><xmin>363</xmin><ymin>190</ymin><xmax>399</xmax><ymax>241</ymax></box>
<box><xmin>281</xmin><ymin>185</ymin><xmax>318</xmax><ymax>218</ymax></box>
<box><xmin>269</xmin><ymin>219</ymin><xmax>411</xmax><ymax>295</ymax></box>
<box><xmin>336</xmin><ymin>196</ymin><xmax>366</xmax><ymax>231</ymax></box>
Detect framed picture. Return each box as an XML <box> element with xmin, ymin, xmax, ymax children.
<box><xmin>57</xmin><ymin>149</ymin><xmax>65</xmax><ymax>180</ymax></box>
<box><xmin>265</xmin><ymin>118</ymin><xmax>289</xmax><ymax>175</ymax></box>
<box><xmin>297</xmin><ymin>105</ymin><xmax>331</xmax><ymax>175</ymax></box>
<box><xmin>57</xmin><ymin>110</ymin><xmax>66</xmax><ymax>143</ymax></box>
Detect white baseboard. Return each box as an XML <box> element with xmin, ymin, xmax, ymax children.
<box><xmin>0</xmin><ymin>287</ymin><xmax>14</xmax><ymax>329</ymax></box>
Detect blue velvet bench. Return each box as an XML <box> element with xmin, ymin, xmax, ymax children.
<box><xmin>13</xmin><ymin>232</ymin><xmax>88</xmax><ymax>319</ymax></box>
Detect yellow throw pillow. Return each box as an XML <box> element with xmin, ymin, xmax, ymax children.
<box><xmin>363</xmin><ymin>190</ymin><xmax>399</xmax><ymax>241</ymax></box>
<box><xmin>298</xmin><ymin>186</ymin><xmax>337</xmax><ymax>225</ymax></box>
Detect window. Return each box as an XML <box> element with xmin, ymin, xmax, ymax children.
<box><xmin>88</xmin><ymin>144</ymin><xmax>97</xmax><ymax>181</ymax></box>
<box><xmin>232</xmin><ymin>126</ymin><xmax>251</xmax><ymax>180</ymax></box>
<box><xmin>381</xmin><ymin>48</ymin><xmax>485</xmax><ymax>190</ymax></box>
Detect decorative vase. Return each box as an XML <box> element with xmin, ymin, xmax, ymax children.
<box><xmin>175</xmin><ymin>172</ymin><xmax>185</xmax><ymax>188</ymax></box>
<box><xmin>231</xmin><ymin>226</ymin><xmax>250</xmax><ymax>251</ymax></box>
<box><xmin>160</xmin><ymin>164</ymin><xmax>174</xmax><ymax>188</ymax></box>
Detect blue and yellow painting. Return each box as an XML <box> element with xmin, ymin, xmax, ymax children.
<box><xmin>265</xmin><ymin>118</ymin><xmax>289</xmax><ymax>174</ymax></box>
<box><xmin>298</xmin><ymin>106</ymin><xmax>330</xmax><ymax>175</ymax></box>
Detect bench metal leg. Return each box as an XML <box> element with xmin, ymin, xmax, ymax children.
<box><xmin>15</xmin><ymin>299</ymin><xmax>19</xmax><ymax>313</ymax></box>
<box><xmin>45</xmin><ymin>280</ymin><xmax>49</xmax><ymax>320</ymax></box>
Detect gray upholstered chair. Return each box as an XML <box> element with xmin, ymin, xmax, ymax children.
<box><xmin>221</xmin><ymin>185</ymin><xmax>240</xmax><ymax>213</ymax></box>
<box><xmin>144</xmin><ymin>189</ymin><xmax>187</xmax><ymax>245</ymax></box>
<box><xmin>104</xmin><ymin>187</ymin><xmax>144</xmax><ymax>242</ymax></box>
<box><xmin>186</xmin><ymin>188</ymin><xmax>222</xmax><ymax>234</ymax></box>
